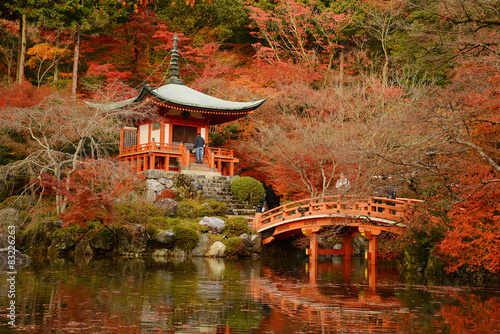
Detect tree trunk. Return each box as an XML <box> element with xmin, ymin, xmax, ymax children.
<box><xmin>339</xmin><ymin>49</ymin><xmax>345</xmax><ymax>90</ymax></box>
<box><xmin>16</xmin><ymin>13</ymin><xmax>27</xmax><ymax>83</ymax></box>
<box><xmin>53</xmin><ymin>32</ymin><xmax>60</xmax><ymax>82</ymax></box>
<box><xmin>71</xmin><ymin>23</ymin><xmax>81</xmax><ymax>98</ymax></box>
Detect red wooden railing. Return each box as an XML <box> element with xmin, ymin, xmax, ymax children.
<box><xmin>120</xmin><ymin>142</ymin><xmax>183</xmax><ymax>156</ymax></box>
<box><xmin>254</xmin><ymin>196</ymin><xmax>422</xmax><ymax>231</ymax></box>
<box><xmin>179</xmin><ymin>144</ymin><xmax>190</xmax><ymax>167</ymax></box>
<box><xmin>210</xmin><ymin>148</ymin><xmax>234</xmax><ymax>158</ymax></box>
<box><xmin>205</xmin><ymin>145</ymin><xmax>215</xmax><ymax>169</ymax></box>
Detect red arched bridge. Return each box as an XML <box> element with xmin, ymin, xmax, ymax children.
<box><xmin>253</xmin><ymin>196</ymin><xmax>422</xmax><ymax>265</ymax></box>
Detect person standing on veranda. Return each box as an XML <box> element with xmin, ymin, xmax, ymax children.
<box><xmin>194</xmin><ymin>133</ymin><xmax>205</xmax><ymax>164</ymax></box>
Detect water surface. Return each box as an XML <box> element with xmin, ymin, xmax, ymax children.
<box><xmin>1</xmin><ymin>257</ymin><xmax>499</xmax><ymax>333</ymax></box>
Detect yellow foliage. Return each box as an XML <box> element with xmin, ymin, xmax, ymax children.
<box><xmin>26</xmin><ymin>43</ymin><xmax>71</xmax><ymax>68</ymax></box>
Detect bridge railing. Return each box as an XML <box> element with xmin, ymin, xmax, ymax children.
<box><xmin>254</xmin><ymin>196</ymin><xmax>422</xmax><ymax>231</ymax></box>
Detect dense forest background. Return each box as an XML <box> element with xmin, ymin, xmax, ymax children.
<box><xmin>0</xmin><ymin>0</ymin><xmax>499</xmax><ymax>276</ymax></box>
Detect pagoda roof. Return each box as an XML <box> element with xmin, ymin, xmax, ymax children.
<box><xmin>140</xmin><ymin>84</ymin><xmax>265</xmax><ymax>112</ymax></box>
<box><xmin>86</xmin><ymin>83</ymin><xmax>265</xmax><ymax>125</ymax></box>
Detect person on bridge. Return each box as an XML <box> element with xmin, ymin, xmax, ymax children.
<box><xmin>336</xmin><ymin>173</ymin><xmax>350</xmax><ymax>194</ymax></box>
<box><xmin>193</xmin><ymin>133</ymin><xmax>205</xmax><ymax>164</ymax></box>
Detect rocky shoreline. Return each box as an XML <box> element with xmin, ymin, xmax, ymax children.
<box><xmin>1</xmin><ymin>213</ymin><xmax>262</xmax><ymax>266</ymax></box>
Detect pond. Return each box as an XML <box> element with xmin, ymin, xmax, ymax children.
<box><xmin>1</xmin><ymin>256</ymin><xmax>499</xmax><ymax>333</ymax></box>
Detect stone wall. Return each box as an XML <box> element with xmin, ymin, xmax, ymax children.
<box><xmin>144</xmin><ymin>171</ymin><xmax>255</xmax><ymax>216</ymax></box>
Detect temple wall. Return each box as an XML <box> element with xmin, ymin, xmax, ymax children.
<box><xmin>139</xmin><ymin>124</ymin><xmax>149</xmax><ymax>144</ymax></box>
<box><xmin>165</xmin><ymin>124</ymin><xmax>170</xmax><ymax>143</ymax></box>
<box><xmin>151</xmin><ymin>129</ymin><xmax>160</xmax><ymax>142</ymax></box>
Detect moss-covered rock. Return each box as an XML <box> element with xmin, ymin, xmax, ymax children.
<box><xmin>49</xmin><ymin>225</ymin><xmax>84</xmax><ymax>254</ymax></box>
<box><xmin>115</xmin><ymin>224</ymin><xmax>148</xmax><ymax>255</ymax></box>
<box><xmin>224</xmin><ymin>237</ymin><xmax>249</xmax><ymax>258</ymax></box>
<box><xmin>86</xmin><ymin>221</ymin><xmax>115</xmax><ymax>254</ymax></box>
<box><xmin>177</xmin><ymin>200</ymin><xmax>200</xmax><ymax>219</ymax></box>
<box><xmin>173</xmin><ymin>225</ymin><xmax>199</xmax><ymax>251</ymax></box>
<box><xmin>224</xmin><ymin>216</ymin><xmax>249</xmax><ymax>238</ymax></box>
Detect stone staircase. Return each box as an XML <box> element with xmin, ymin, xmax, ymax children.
<box><xmin>189</xmin><ymin>174</ymin><xmax>256</xmax><ymax>216</ymax></box>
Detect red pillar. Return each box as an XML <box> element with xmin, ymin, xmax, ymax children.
<box><xmin>308</xmin><ymin>256</ymin><xmax>317</xmax><ymax>284</ymax></box>
<box><xmin>368</xmin><ymin>262</ymin><xmax>377</xmax><ymax>293</ymax></box>
<box><xmin>309</xmin><ymin>232</ymin><xmax>318</xmax><ymax>262</ymax></box>
<box><xmin>119</xmin><ymin>129</ymin><xmax>124</xmax><ymax>154</ymax></box>
<box><xmin>368</xmin><ymin>234</ymin><xmax>378</xmax><ymax>266</ymax></box>
<box><xmin>149</xmin><ymin>154</ymin><xmax>155</xmax><ymax>170</ymax></box>
<box><xmin>309</xmin><ymin>232</ymin><xmax>318</xmax><ymax>284</ymax></box>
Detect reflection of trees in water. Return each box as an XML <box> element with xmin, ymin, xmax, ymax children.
<box><xmin>7</xmin><ymin>257</ymin><xmax>500</xmax><ymax>333</ymax></box>
<box><xmin>9</xmin><ymin>257</ymin><xmax>265</xmax><ymax>333</ymax></box>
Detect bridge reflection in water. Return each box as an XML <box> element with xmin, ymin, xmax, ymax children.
<box><xmin>249</xmin><ymin>259</ymin><xmax>408</xmax><ymax>333</ymax></box>
<box><xmin>254</xmin><ymin>195</ymin><xmax>422</xmax><ymax>265</ymax></box>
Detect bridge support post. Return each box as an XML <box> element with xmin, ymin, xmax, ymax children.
<box><xmin>367</xmin><ymin>233</ymin><xmax>378</xmax><ymax>266</ymax></box>
<box><xmin>309</xmin><ymin>232</ymin><xmax>318</xmax><ymax>262</ymax></box>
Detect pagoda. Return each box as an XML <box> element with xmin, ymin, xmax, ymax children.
<box><xmin>90</xmin><ymin>36</ymin><xmax>265</xmax><ymax>177</ymax></box>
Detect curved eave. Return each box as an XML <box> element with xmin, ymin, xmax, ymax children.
<box><xmin>83</xmin><ymin>96</ymin><xmax>138</xmax><ymax>111</ymax></box>
<box><xmin>143</xmin><ymin>84</ymin><xmax>266</xmax><ymax>112</ymax></box>
<box><xmin>84</xmin><ymin>84</ymin><xmax>266</xmax><ymax>121</ymax></box>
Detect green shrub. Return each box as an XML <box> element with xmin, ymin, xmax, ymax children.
<box><xmin>114</xmin><ymin>198</ymin><xmax>163</xmax><ymax>225</ymax></box>
<box><xmin>230</xmin><ymin>177</ymin><xmax>265</xmax><ymax>206</ymax></box>
<box><xmin>198</xmin><ymin>199</ymin><xmax>228</xmax><ymax>217</ymax></box>
<box><xmin>173</xmin><ymin>225</ymin><xmax>199</xmax><ymax>251</ymax></box>
<box><xmin>147</xmin><ymin>216</ymin><xmax>170</xmax><ymax>226</ymax></box>
<box><xmin>146</xmin><ymin>217</ymin><xmax>182</xmax><ymax>237</ymax></box>
<box><xmin>224</xmin><ymin>216</ymin><xmax>250</xmax><ymax>237</ymax></box>
<box><xmin>177</xmin><ymin>200</ymin><xmax>201</xmax><ymax>219</ymax></box>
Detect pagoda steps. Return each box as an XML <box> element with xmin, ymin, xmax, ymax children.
<box><xmin>186</xmin><ymin>174</ymin><xmax>256</xmax><ymax>217</ymax></box>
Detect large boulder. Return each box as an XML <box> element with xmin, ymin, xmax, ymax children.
<box><xmin>199</xmin><ymin>217</ymin><xmax>225</xmax><ymax>235</ymax></box>
<box><xmin>154</xmin><ymin>230</ymin><xmax>175</xmax><ymax>248</ymax></box>
<box><xmin>0</xmin><ymin>248</ymin><xmax>31</xmax><ymax>272</ymax></box>
<box><xmin>146</xmin><ymin>179</ymin><xmax>164</xmax><ymax>193</ymax></box>
<box><xmin>251</xmin><ymin>234</ymin><xmax>261</xmax><ymax>254</ymax></box>
<box><xmin>205</xmin><ymin>241</ymin><xmax>226</xmax><ymax>257</ymax></box>
<box><xmin>192</xmin><ymin>234</ymin><xmax>210</xmax><ymax>257</ymax></box>
<box><xmin>239</xmin><ymin>233</ymin><xmax>253</xmax><ymax>254</ymax></box>
<box><xmin>88</xmin><ymin>228</ymin><xmax>114</xmax><ymax>253</ymax></box>
<box><xmin>155</xmin><ymin>198</ymin><xmax>179</xmax><ymax>217</ymax></box>
<box><xmin>116</xmin><ymin>224</ymin><xmax>147</xmax><ymax>255</ymax></box>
